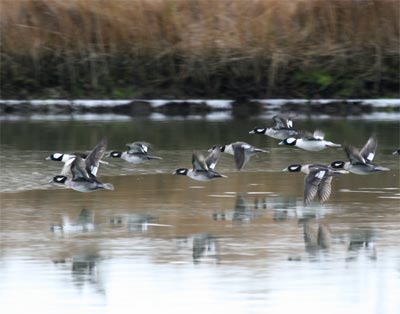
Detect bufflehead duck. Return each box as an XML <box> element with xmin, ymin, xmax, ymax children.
<box><xmin>46</xmin><ymin>152</ymin><xmax>108</xmax><ymax>176</ymax></box>
<box><xmin>330</xmin><ymin>135</ymin><xmax>390</xmax><ymax>175</ymax></box>
<box><xmin>392</xmin><ymin>149</ymin><xmax>400</xmax><ymax>155</ymax></box>
<box><xmin>249</xmin><ymin>115</ymin><xmax>298</xmax><ymax>140</ymax></box>
<box><xmin>209</xmin><ymin>142</ymin><xmax>268</xmax><ymax>170</ymax></box>
<box><xmin>46</xmin><ymin>152</ymin><xmax>82</xmax><ymax>163</ymax></box>
<box><xmin>107</xmin><ymin>141</ymin><xmax>162</xmax><ymax>164</ymax></box>
<box><xmin>279</xmin><ymin>130</ymin><xmax>341</xmax><ymax>151</ymax></box>
<box><xmin>173</xmin><ymin>149</ymin><xmax>226</xmax><ymax>181</ymax></box>
<box><xmin>52</xmin><ymin>138</ymin><xmax>114</xmax><ymax>192</ymax></box>
<box><xmin>283</xmin><ymin>164</ymin><xmax>348</xmax><ymax>206</ymax></box>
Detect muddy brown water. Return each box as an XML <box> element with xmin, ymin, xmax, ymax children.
<box><xmin>1</xmin><ymin>115</ymin><xmax>399</xmax><ymax>313</ymax></box>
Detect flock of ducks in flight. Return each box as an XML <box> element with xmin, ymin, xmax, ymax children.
<box><xmin>47</xmin><ymin>115</ymin><xmax>396</xmax><ymax>206</ymax></box>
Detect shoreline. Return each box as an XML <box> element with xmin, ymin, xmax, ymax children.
<box><xmin>1</xmin><ymin>99</ymin><xmax>399</xmax><ymax>118</ymax></box>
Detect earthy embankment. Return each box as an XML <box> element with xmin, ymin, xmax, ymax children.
<box><xmin>0</xmin><ymin>0</ymin><xmax>399</xmax><ymax>99</ymax></box>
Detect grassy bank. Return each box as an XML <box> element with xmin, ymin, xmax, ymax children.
<box><xmin>0</xmin><ymin>0</ymin><xmax>399</xmax><ymax>99</ymax></box>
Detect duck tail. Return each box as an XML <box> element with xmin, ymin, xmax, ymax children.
<box><xmin>148</xmin><ymin>155</ymin><xmax>163</xmax><ymax>160</ymax></box>
<box><xmin>376</xmin><ymin>166</ymin><xmax>390</xmax><ymax>172</ymax></box>
<box><xmin>102</xmin><ymin>183</ymin><xmax>115</xmax><ymax>190</ymax></box>
<box><xmin>255</xmin><ymin>148</ymin><xmax>269</xmax><ymax>153</ymax></box>
<box><xmin>326</xmin><ymin>142</ymin><xmax>341</xmax><ymax>148</ymax></box>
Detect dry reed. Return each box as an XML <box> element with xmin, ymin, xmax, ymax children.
<box><xmin>0</xmin><ymin>0</ymin><xmax>399</xmax><ymax>98</ymax></box>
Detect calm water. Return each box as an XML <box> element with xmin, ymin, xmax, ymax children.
<box><xmin>1</xmin><ymin>114</ymin><xmax>399</xmax><ymax>314</ymax></box>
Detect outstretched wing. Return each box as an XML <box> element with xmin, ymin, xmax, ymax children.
<box><xmin>126</xmin><ymin>141</ymin><xmax>151</xmax><ymax>154</ymax></box>
<box><xmin>344</xmin><ymin>144</ymin><xmax>366</xmax><ymax>164</ymax></box>
<box><xmin>298</xmin><ymin>130</ymin><xmax>314</xmax><ymax>140</ymax></box>
<box><xmin>192</xmin><ymin>152</ymin><xmax>208</xmax><ymax>171</ymax></box>
<box><xmin>85</xmin><ymin>138</ymin><xmax>107</xmax><ymax>177</ymax></box>
<box><xmin>205</xmin><ymin>146</ymin><xmax>221</xmax><ymax>170</ymax></box>
<box><xmin>233</xmin><ymin>146</ymin><xmax>247</xmax><ymax>170</ymax></box>
<box><xmin>359</xmin><ymin>135</ymin><xmax>377</xmax><ymax>163</ymax></box>
<box><xmin>71</xmin><ymin>155</ymin><xmax>91</xmax><ymax>180</ymax></box>
<box><xmin>304</xmin><ymin>169</ymin><xmax>326</xmax><ymax>206</ymax></box>
<box><xmin>272</xmin><ymin>115</ymin><xmax>287</xmax><ymax>129</ymax></box>
<box><xmin>317</xmin><ymin>176</ymin><xmax>332</xmax><ymax>204</ymax></box>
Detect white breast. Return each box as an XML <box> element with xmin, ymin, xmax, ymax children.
<box><xmin>297</xmin><ymin>139</ymin><xmax>326</xmax><ymax>151</ymax></box>
<box><xmin>123</xmin><ymin>153</ymin><xmax>145</xmax><ymax>164</ymax></box>
<box><xmin>224</xmin><ymin>145</ymin><xmax>235</xmax><ymax>155</ymax></box>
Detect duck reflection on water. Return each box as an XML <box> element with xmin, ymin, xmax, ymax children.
<box><xmin>299</xmin><ymin>218</ymin><xmax>332</xmax><ymax>254</ymax></box>
<box><xmin>110</xmin><ymin>213</ymin><xmax>157</xmax><ymax>232</ymax></box>
<box><xmin>50</xmin><ymin>208</ymin><xmax>95</xmax><ymax>234</ymax></box>
<box><xmin>53</xmin><ymin>247</ymin><xmax>105</xmax><ymax>295</ymax></box>
<box><xmin>346</xmin><ymin>228</ymin><xmax>377</xmax><ymax>261</ymax></box>
<box><xmin>291</xmin><ymin>218</ymin><xmax>378</xmax><ymax>262</ymax></box>
<box><xmin>212</xmin><ymin>193</ymin><xmax>266</xmax><ymax>223</ymax></box>
<box><xmin>176</xmin><ymin>233</ymin><xmax>219</xmax><ymax>264</ymax></box>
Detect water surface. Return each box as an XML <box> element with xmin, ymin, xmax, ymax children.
<box><xmin>0</xmin><ymin>115</ymin><xmax>399</xmax><ymax>314</ymax></box>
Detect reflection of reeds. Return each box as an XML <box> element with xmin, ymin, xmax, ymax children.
<box><xmin>1</xmin><ymin>0</ymin><xmax>399</xmax><ymax>98</ymax></box>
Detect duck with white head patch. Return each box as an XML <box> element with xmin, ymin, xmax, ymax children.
<box><xmin>209</xmin><ymin>142</ymin><xmax>268</xmax><ymax>171</ymax></box>
<box><xmin>249</xmin><ymin>115</ymin><xmax>298</xmax><ymax>140</ymax></box>
<box><xmin>279</xmin><ymin>130</ymin><xmax>341</xmax><ymax>151</ymax></box>
<box><xmin>46</xmin><ymin>151</ymin><xmax>108</xmax><ymax>176</ymax></box>
<box><xmin>283</xmin><ymin>163</ymin><xmax>348</xmax><ymax>206</ymax></box>
<box><xmin>173</xmin><ymin>148</ymin><xmax>226</xmax><ymax>181</ymax></box>
<box><xmin>51</xmin><ymin>138</ymin><xmax>114</xmax><ymax>192</ymax></box>
<box><xmin>330</xmin><ymin>134</ymin><xmax>390</xmax><ymax>175</ymax></box>
<box><xmin>107</xmin><ymin>141</ymin><xmax>162</xmax><ymax>164</ymax></box>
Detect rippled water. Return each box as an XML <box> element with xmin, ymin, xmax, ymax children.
<box><xmin>0</xmin><ymin>115</ymin><xmax>399</xmax><ymax>314</ymax></box>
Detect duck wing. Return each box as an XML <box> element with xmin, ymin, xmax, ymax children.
<box><xmin>272</xmin><ymin>115</ymin><xmax>287</xmax><ymax>129</ymax></box>
<box><xmin>317</xmin><ymin>176</ymin><xmax>333</xmax><ymax>204</ymax></box>
<box><xmin>233</xmin><ymin>146</ymin><xmax>248</xmax><ymax>170</ymax></box>
<box><xmin>298</xmin><ymin>130</ymin><xmax>315</xmax><ymax>140</ymax></box>
<box><xmin>205</xmin><ymin>146</ymin><xmax>221</xmax><ymax>170</ymax></box>
<box><xmin>126</xmin><ymin>141</ymin><xmax>151</xmax><ymax>154</ymax></box>
<box><xmin>273</xmin><ymin>115</ymin><xmax>294</xmax><ymax>129</ymax></box>
<box><xmin>304</xmin><ymin>168</ymin><xmax>328</xmax><ymax>206</ymax></box>
<box><xmin>71</xmin><ymin>155</ymin><xmax>91</xmax><ymax>180</ymax></box>
<box><xmin>192</xmin><ymin>152</ymin><xmax>209</xmax><ymax>171</ymax></box>
<box><xmin>344</xmin><ymin>144</ymin><xmax>366</xmax><ymax>164</ymax></box>
<box><xmin>359</xmin><ymin>135</ymin><xmax>377</xmax><ymax>163</ymax></box>
<box><xmin>85</xmin><ymin>138</ymin><xmax>107</xmax><ymax>177</ymax></box>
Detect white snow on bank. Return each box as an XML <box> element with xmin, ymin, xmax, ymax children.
<box><xmin>254</xmin><ymin>98</ymin><xmax>400</xmax><ymax>107</ymax></box>
<box><xmin>2</xmin><ymin>98</ymin><xmax>399</xmax><ymax>109</ymax></box>
<box><xmin>144</xmin><ymin>99</ymin><xmax>233</xmax><ymax>109</ymax></box>
<box><xmin>0</xmin><ymin>99</ymin><xmax>234</xmax><ymax>109</ymax></box>
<box><xmin>2</xmin><ymin>111</ymin><xmax>399</xmax><ymax>122</ymax></box>
<box><xmin>0</xmin><ymin>114</ymin><xmax>132</xmax><ymax>122</ymax></box>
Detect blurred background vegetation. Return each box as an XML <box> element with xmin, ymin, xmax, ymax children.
<box><xmin>0</xmin><ymin>0</ymin><xmax>399</xmax><ymax>99</ymax></box>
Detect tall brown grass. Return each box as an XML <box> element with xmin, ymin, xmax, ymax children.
<box><xmin>0</xmin><ymin>0</ymin><xmax>399</xmax><ymax>98</ymax></box>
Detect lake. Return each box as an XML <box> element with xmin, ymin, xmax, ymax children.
<box><xmin>0</xmin><ymin>113</ymin><xmax>399</xmax><ymax>314</ymax></box>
